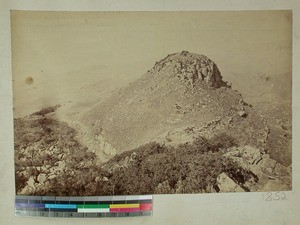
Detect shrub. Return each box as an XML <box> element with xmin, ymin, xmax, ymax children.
<box><xmin>102</xmin><ymin>135</ymin><xmax>252</xmax><ymax>195</ymax></box>
<box><xmin>209</xmin><ymin>133</ymin><xmax>237</xmax><ymax>150</ymax></box>
<box><xmin>31</xmin><ymin>104</ymin><xmax>61</xmax><ymax>116</ymax></box>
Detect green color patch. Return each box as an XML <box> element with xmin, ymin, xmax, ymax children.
<box><xmin>77</xmin><ymin>204</ymin><xmax>110</xmax><ymax>209</ymax></box>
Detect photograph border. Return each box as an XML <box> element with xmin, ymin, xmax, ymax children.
<box><xmin>1</xmin><ymin>0</ymin><xmax>300</xmax><ymax>224</ymax></box>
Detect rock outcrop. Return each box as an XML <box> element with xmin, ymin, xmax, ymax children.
<box><xmin>223</xmin><ymin>146</ymin><xmax>291</xmax><ymax>191</ymax></box>
<box><xmin>150</xmin><ymin>51</ymin><xmax>227</xmax><ymax>88</ymax></box>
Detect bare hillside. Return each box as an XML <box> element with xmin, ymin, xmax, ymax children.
<box><xmin>82</xmin><ymin>51</ymin><xmax>269</xmax><ymax>155</ymax></box>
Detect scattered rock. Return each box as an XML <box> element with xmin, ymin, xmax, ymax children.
<box><xmin>264</xmin><ymin>179</ymin><xmax>291</xmax><ymax>191</ymax></box>
<box><xmin>27</xmin><ymin>177</ymin><xmax>35</xmax><ymax>188</ymax></box>
<box><xmin>175</xmin><ymin>104</ymin><xmax>181</xmax><ymax>110</ymax></box>
<box><xmin>257</xmin><ymin>173</ymin><xmax>272</xmax><ymax>188</ymax></box>
<box><xmin>244</xmin><ymin>145</ymin><xmax>263</xmax><ymax>164</ymax></box>
<box><xmin>259</xmin><ymin>158</ymin><xmax>277</xmax><ymax>174</ymax></box>
<box><xmin>262</xmin><ymin>153</ymin><xmax>270</xmax><ymax>159</ymax></box>
<box><xmin>274</xmin><ymin>163</ymin><xmax>290</xmax><ymax>176</ymax></box>
<box><xmin>237</xmin><ymin>110</ymin><xmax>247</xmax><ymax>118</ymax></box>
<box><xmin>224</xmin><ymin>145</ymin><xmax>262</xmax><ymax>167</ymax></box>
<box><xmin>216</xmin><ymin>172</ymin><xmax>245</xmax><ymax>192</ymax></box>
<box><xmin>37</xmin><ymin>174</ymin><xmax>46</xmax><ymax>183</ymax></box>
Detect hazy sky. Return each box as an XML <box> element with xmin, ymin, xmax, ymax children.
<box><xmin>11</xmin><ymin>11</ymin><xmax>292</xmax><ymax>117</ymax></box>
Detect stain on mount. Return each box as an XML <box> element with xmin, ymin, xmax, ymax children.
<box><xmin>25</xmin><ymin>77</ymin><xmax>34</xmax><ymax>85</ymax></box>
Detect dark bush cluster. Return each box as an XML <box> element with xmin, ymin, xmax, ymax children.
<box><xmin>31</xmin><ymin>104</ymin><xmax>61</xmax><ymax>116</ymax></box>
<box><xmin>101</xmin><ymin>134</ymin><xmax>252</xmax><ymax>195</ymax></box>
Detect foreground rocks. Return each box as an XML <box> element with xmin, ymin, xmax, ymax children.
<box><xmin>218</xmin><ymin>145</ymin><xmax>291</xmax><ymax>192</ymax></box>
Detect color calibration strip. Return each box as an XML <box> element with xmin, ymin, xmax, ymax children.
<box><xmin>15</xmin><ymin>195</ymin><xmax>152</xmax><ymax>218</ymax></box>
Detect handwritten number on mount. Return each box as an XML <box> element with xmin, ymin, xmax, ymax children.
<box><xmin>262</xmin><ymin>192</ymin><xmax>287</xmax><ymax>201</ymax></box>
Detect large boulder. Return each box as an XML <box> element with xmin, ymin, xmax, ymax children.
<box><xmin>216</xmin><ymin>172</ymin><xmax>245</xmax><ymax>192</ymax></box>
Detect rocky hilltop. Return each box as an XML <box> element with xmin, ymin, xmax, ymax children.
<box><xmin>82</xmin><ymin>51</ymin><xmax>269</xmax><ymax>155</ymax></box>
<box><xmin>149</xmin><ymin>51</ymin><xmax>227</xmax><ymax>88</ymax></box>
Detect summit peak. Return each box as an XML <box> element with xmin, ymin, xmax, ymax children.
<box><xmin>150</xmin><ymin>51</ymin><xmax>227</xmax><ymax>88</ymax></box>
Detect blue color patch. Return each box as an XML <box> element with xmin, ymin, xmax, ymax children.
<box><xmin>45</xmin><ymin>204</ymin><xmax>77</xmax><ymax>209</ymax></box>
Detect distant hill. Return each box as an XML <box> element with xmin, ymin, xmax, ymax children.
<box><xmin>225</xmin><ymin>72</ymin><xmax>292</xmax><ymax>105</ymax></box>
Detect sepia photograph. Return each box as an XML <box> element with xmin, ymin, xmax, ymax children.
<box><xmin>11</xmin><ymin>10</ymin><xmax>292</xmax><ymax>196</ymax></box>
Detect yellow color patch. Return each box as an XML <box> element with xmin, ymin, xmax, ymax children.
<box><xmin>109</xmin><ymin>204</ymin><xmax>140</xmax><ymax>209</ymax></box>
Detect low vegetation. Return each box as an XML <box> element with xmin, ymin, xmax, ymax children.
<box><xmin>15</xmin><ymin>111</ymin><xmax>253</xmax><ymax>195</ymax></box>
<box><xmin>31</xmin><ymin>104</ymin><xmax>61</xmax><ymax>117</ymax></box>
<box><xmin>102</xmin><ymin>136</ymin><xmax>251</xmax><ymax>195</ymax></box>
